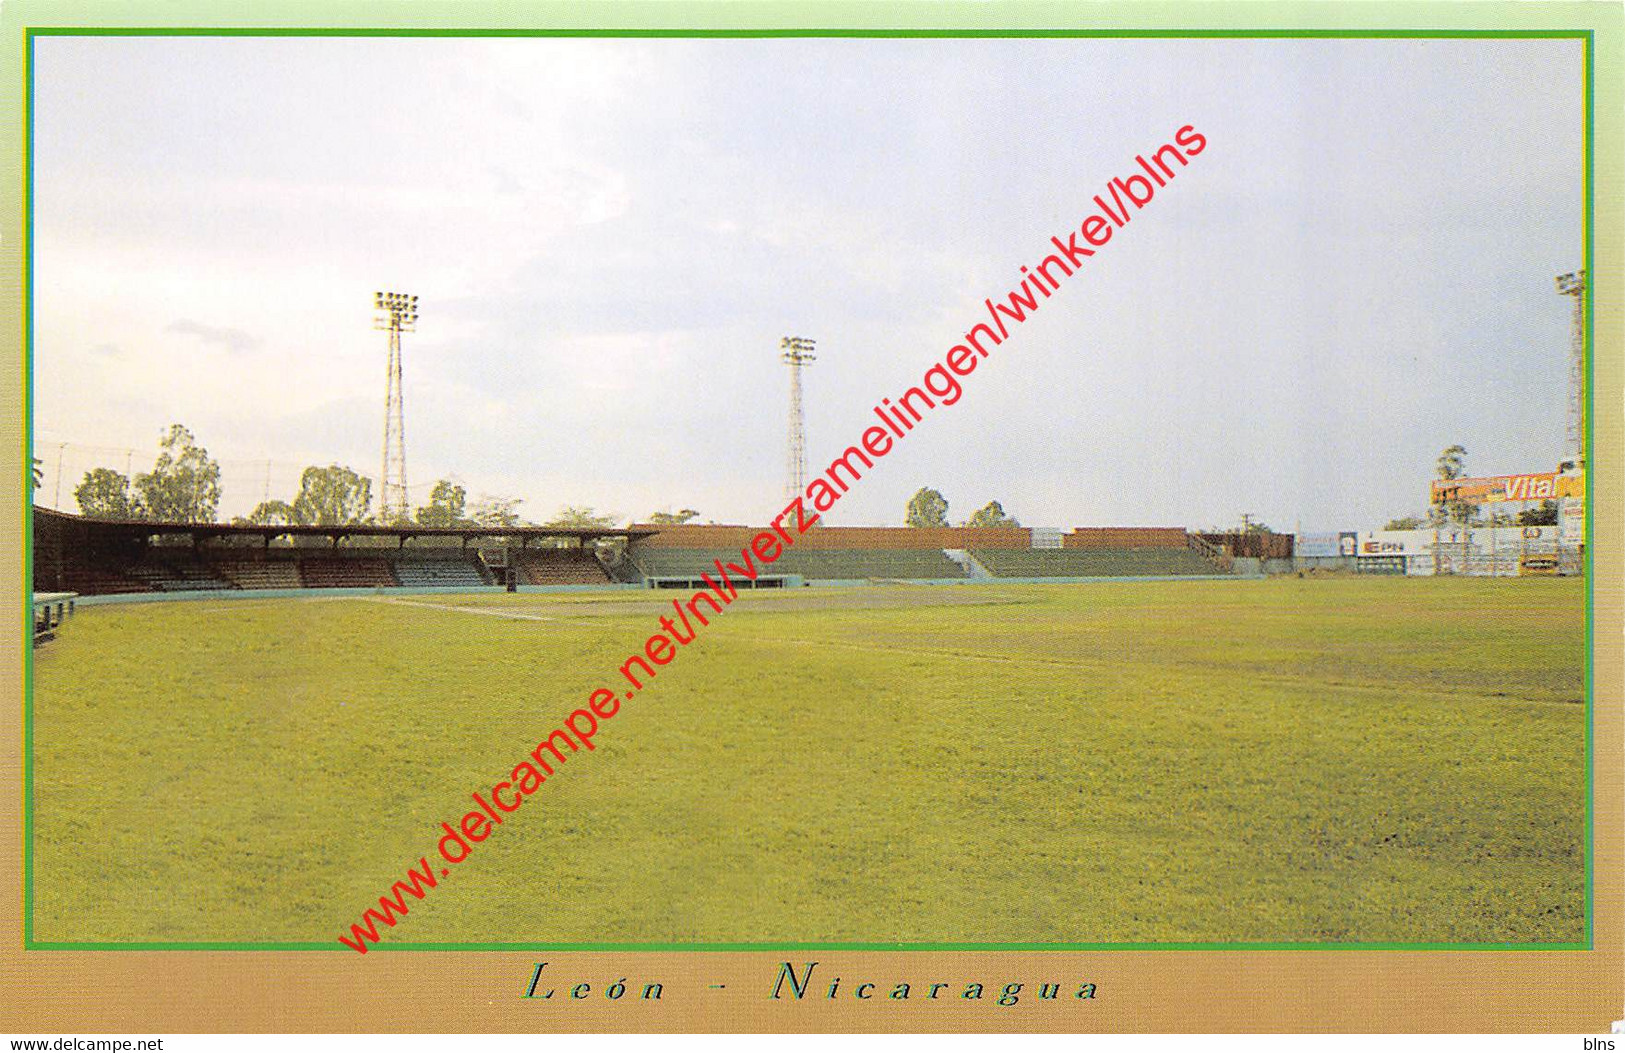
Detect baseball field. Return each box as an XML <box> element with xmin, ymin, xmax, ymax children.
<box><xmin>27</xmin><ymin>576</ymin><xmax>1587</xmax><ymax>947</ymax></box>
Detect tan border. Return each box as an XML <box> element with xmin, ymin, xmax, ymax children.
<box><xmin>0</xmin><ymin>0</ymin><xmax>1620</xmax><ymax>1033</ymax></box>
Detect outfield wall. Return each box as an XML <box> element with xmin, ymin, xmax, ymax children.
<box><xmin>1354</xmin><ymin>525</ymin><xmax>1581</xmax><ymax>576</ymax></box>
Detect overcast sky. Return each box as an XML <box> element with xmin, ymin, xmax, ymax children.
<box><xmin>31</xmin><ymin>36</ymin><xmax>1584</xmax><ymax>531</ymax></box>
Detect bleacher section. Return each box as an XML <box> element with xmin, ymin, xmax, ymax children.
<box><xmin>298</xmin><ymin>558</ymin><xmax>399</xmax><ymax>589</ymax></box>
<box><xmin>59</xmin><ymin>567</ymin><xmax>151</xmax><ymax>595</ymax></box>
<box><xmin>393</xmin><ymin>554</ymin><xmax>491</xmax><ymax>589</ymax></box>
<box><xmin>126</xmin><ymin>556</ymin><xmax>237</xmax><ymax>592</ymax></box>
<box><xmin>213</xmin><ymin>559</ymin><xmax>303</xmax><ymax>590</ymax></box>
<box><xmin>969</xmin><ymin>547</ymin><xmax>1227</xmax><ymax>578</ymax></box>
<box><xmin>631</xmin><ymin>548</ymin><xmax>738</xmax><ymax>580</ymax></box>
<box><xmin>773</xmin><ymin>548</ymin><xmax>967</xmax><ymax>580</ymax></box>
<box><xmin>633</xmin><ymin>547</ymin><xmax>967</xmax><ymax>581</ymax></box>
<box><xmin>514</xmin><ymin>550</ymin><xmax>612</xmax><ymax>586</ymax></box>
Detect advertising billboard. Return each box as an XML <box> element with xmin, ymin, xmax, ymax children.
<box><xmin>1294</xmin><ymin>532</ymin><xmax>1344</xmax><ymax>558</ymax></box>
<box><xmin>1430</xmin><ymin>472</ymin><xmax>1557</xmax><ymax>505</ymax></box>
<box><xmin>1428</xmin><ymin>469</ymin><xmax>1585</xmax><ymax>506</ymax></box>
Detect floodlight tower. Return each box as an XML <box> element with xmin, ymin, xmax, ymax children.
<box><xmin>374</xmin><ymin>291</ymin><xmax>418</xmax><ymax>523</ymax></box>
<box><xmin>1555</xmin><ymin>271</ymin><xmax>1586</xmax><ymax>465</ymax></box>
<box><xmin>781</xmin><ymin>336</ymin><xmax>816</xmax><ymax>500</ymax></box>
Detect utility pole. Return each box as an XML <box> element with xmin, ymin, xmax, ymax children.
<box><xmin>781</xmin><ymin>336</ymin><xmax>816</xmax><ymax>501</ymax></box>
<box><xmin>374</xmin><ymin>291</ymin><xmax>418</xmax><ymax>524</ymax></box>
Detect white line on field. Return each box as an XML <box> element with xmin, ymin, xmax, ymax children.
<box><xmin>362</xmin><ymin>596</ymin><xmax>555</xmax><ymax>622</ymax></box>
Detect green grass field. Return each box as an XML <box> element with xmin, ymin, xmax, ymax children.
<box><xmin>30</xmin><ymin>576</ymin><xmax>1586</xmax><ymax>946</ymax></box>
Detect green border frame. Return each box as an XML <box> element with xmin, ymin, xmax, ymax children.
<box><xmin>19</xmin><ymin>25</ymin><xmax>1596</xmax><ymax>953</ymax></box>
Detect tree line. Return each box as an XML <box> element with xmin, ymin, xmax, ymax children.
<box><xmin>62</xmin><ymin>426</ymin><xmax>1030</xmax><ymax>533</ymax></box>
<box><xmin>65</xmin><ymin>423</ymin><xmax>626</xmax><ymax>529</ymax></box>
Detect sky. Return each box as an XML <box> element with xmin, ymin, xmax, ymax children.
<box><xmin>30</xmin><ymin>36</ymin><xmax>1585</xmax><ymax>531</ymax></box>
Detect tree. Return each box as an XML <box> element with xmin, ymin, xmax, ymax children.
<box><xmin>240</xmin><ymin>499</ymin><xmax>300</xmax><ymax>526</ymax></box>
<box><xmin>133</xmin><ymin>424</ymin><xmax>222</xmax><ymax>523</ymax></box>
<box><xmin>965</xmin><ymin>500</ymin><xmax>1019</xmax><ymax>528</ymax></box>
<box><xmin>1436</xmin><ymin>444</ymin><xmax>1468</xmax><ymax>482</ymax></box>
<box><xmin>543</xmin><ymin>505</ymin><xmax>618</xmax><ymax>529</ymax></box>
<box><xmin>292</xmin><ymin>464</ymin><xmax>372</xmax><ymax>526</ymax></box>
<box><xmin>1432</xmin><ymin>443</ymin><xmax>1478</xmax><ymax>526</ymax></box>
<box><xmin>470</xmin><ymin>495</ymin><xmax>526</xmax><ymax>529</ymax></box>
<box><xmin>415</xmin><ymin>479</ymin><xmax>469</xmax><ymax>528</ymax></box>
<box><xmin>647</xmin><ymin>508</ymin><xmax>701</xmax><ymax>525</ymax></box>
<box><xmin>1384</xmin><ymin>516</ymin><xmax>1424</xmax><ymax>531</ymax></box>
<box><xmin>74</xmin><ymin>468</ymin><xmax>141</xmax><ymax>520</ymax></box>
<box><xmin>1517</xmin><ymin>499</ymin><xmax>1559</xmax><ymax>526</ymax></box>
<box><xmin>905</xmin><ymin>487</ymin><xmax>949</xmax><ymax>528</ymax></box>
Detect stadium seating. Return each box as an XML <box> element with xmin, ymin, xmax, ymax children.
<box><xmin>59</xmin><ymin>567</ymin><xmax>151</xmax><ymax>595</ymax></box>
<box><xmin>392</xmin><ymin>555</ymin><xmax>490</xmax><ymax>588</ymax></box>
<box><xmin>514</xmin><ymin>549</ymin><xmax>612</xmax><ymax>585</ymax></box>
<box><xmin>630</xmin><ymin>546</ymin><xmax>966</xmax><ymax>581</ymax></box>
<box><xmin>968</xmin><ymin>547</ymin><xmax>1227</xmax><ymax>578</ymax></box>
<box><xmin>126</xmin><ymin>555</ymin><xmax>237</xmax><ymax>591</ymax></box>
<box><xmin>298</xmin><ymin>558</ymin><xmax>398</xmax><ymax>589</ymax></box>
<box><xmin>212</xmin><ymin>559</ymin><xmax>303</xmax><ymax>590</ymax></box>
<box><xmin>771</xmin><ymin>548</ymin><xmax>967</xmax><ymax>580</ymax></box>
<box><xmin>629</xmin><ymin>548</ymin><xmax>736</xmax><ymax>580</ymax></box>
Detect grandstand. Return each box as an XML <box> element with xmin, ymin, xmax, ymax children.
<box><xmin>29</xmin><ymin>507</ymin><xmax>653</xmax><ymax>598</ymax></box>
<box><xmin>31</xmin><ymin>507</ymin><xmax>1240</xmax><ymax>600</ymax></box>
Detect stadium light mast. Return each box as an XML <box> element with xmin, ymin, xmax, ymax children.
<box><xmin>374</xmin><ymin>291</ymin><xmax>418</xmax><ymax>523</ymax></box>
<box><xmin>781</xmin><ymin>336</ymin><xmax>816</xmax><ymax>500</ymax></box>
<box><xmin>1555</xmin><ymin>270</ymin><xmax>1586</xmax><ymax>466</ymax></box>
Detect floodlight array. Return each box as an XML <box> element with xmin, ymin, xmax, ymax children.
<box><xmin>374</xmin><ymin>290</ymin><xmax>420</xmax><ymax>328</ymax></box>
<box><xmin>1555</xmin><ymin>271</ymin><xmax>1586</xmax><ymax>296</ymax></box>
<box><xmin>780</xmin><ymin>335</ymin><xmax>817</xmax><ymax>362</ymax></box>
